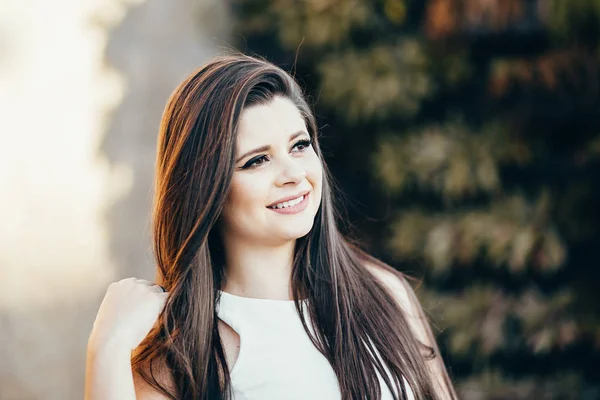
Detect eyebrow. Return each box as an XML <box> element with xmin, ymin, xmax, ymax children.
<box><xmin>235</xmin><ymin>130</ymin><xmax>309</xmax><ymax>163</ymax></box>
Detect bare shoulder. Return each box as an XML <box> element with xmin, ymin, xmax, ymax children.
<box><xmin>363</xmin><ymin>259</ymin><xmax>420</xmax><ymax>318</ymax></box>
<box><xmin>362</xmin><ymin>258</ymin><xmax>435</xmax><ymax>346</ymax></box>
<box><xmin>363</xmin><ymin>258</ymin><xmax>458</xmax><ymax>400</ymax></box>
<box><xmin>132</xmin><ymin>352</ymin><xmax>176</xmax><ymax>400</ymax></box>
<box><xmin>131</xmin><ymin>322</ymin><xmax>239</xmax><ymax>399</ymax></box>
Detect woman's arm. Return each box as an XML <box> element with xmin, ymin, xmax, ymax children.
<box><xmin>85</xmin><ymin>341</ymin><xmax>137</xmax><ymax>400</ymax></box>
<box><xmin>366</xmin><ymin>262</ymin><xmax>458</xmax><ymax>400</ymax></box>
<box><xmin>84</xmin><ymin>278</ymin><xmax>172</xmax><ymax>400</ymax></box>
<box><xmin>85</xmin><ymin>339</ymin><xmax>173</xmax><ymax>400</ymax></box>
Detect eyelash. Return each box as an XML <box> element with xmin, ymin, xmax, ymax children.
<box><xmin>242</xmin><ymin>138</ymin><xmax>313</xmax><ymax>169</ymax></box>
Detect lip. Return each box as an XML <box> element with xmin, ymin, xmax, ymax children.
<box><xmin>267</xmin><ymin>190</ymin><xmax>310</xmax><ymax>208</ymax></box>
<box><xmin>267</xmin><ymin>192</ymin><xmax>310</xmax><ymax>215</ymax></box>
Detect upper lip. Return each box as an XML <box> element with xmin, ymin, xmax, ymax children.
<box><xmin>267</xmin><ymin>190</ymin><xmax>310</xmax><ymax>207</ymax></box>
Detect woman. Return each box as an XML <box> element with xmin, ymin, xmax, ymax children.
<box><xmin>85</xmin><ymin>54</ymin><xmax>457</xmax><ymax>400</ymax></box>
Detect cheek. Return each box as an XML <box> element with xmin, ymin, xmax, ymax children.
<box><xmin>305</xmin><ymin>154</ymin><xmax>323</xmax><ymax>198</ymax></box>
<box><xmin>226</xmin><ymin>175</ymin><xmax>268</xmax><ymax>214</ymax></box>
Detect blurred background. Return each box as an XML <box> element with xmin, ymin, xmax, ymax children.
<box><xmin>1</xmin><ymin>0</ymin><xmax>599</xmax><ymax>399</ymax></box>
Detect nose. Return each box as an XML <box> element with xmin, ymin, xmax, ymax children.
<box><xmin>275</xmin><ymin>156</ymin><xmax>306</xmax><ymax>187</ymax></box>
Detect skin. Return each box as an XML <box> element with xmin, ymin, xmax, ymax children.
<box><xmin>85</xmin><ymin>96</ymin><xmax>323</xmax><ymax>399</ymax></box>
<box><xmin>219</xmin><ymin>95</ymin><xmax>323</xmax><ymax>301</ymax></box>
<box><xmin>85</xmin><ymin>96</ymin><xmax>453</xmax><ymax>399</ymax></box>
<box><xmin>85</xmin><ymin>278</ymin><xmax>169</xmax><ymax>400</ymax></box>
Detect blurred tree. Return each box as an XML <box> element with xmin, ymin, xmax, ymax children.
<box><xmin>232</xmin><ymin>0</ymin><xmax>600</xmax><ymax>398</ymax></box>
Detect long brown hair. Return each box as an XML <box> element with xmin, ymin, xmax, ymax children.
<box><xmin>132</xmin><ymin>53</ymin><xmax>456</xmax><ymax>399</ymax></box>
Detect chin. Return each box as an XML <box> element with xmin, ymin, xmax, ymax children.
<box><xmin>277</xmin><ymin>219</ymin><xmax>316</xmax><ymax>240</ymax></box>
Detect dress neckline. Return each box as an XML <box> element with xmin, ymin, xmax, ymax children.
<box><xmin>218</xmin><ymin>290</ymin><xmax>307</xmax><ymax>304</ymax></box>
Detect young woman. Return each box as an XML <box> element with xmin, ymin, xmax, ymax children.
<box><xmin>85</xmin><ymin>54</ymin><xmax>457</xmax><ymax>400</ymax></box>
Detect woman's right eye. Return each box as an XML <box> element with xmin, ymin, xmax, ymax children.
<box><xmin>243</xmin><ymin>155</ymin><xmax>268</xmax><ymax>169</ymax></box>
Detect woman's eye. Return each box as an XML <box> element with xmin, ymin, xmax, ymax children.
<box><xmin>292</xmin><ymin>139</ymin><xmax>312</xmax><ymax>152</ymax></box>
<box><xmin>243</xmin><ymin>155</ymin><xmax>268</xmax><ymax>169</ymax></box>
<box><xmin>240</xmin><ymin>139</ymin><xmax>312</xmax><ymax>170</ymax></box>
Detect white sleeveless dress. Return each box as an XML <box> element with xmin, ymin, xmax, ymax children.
<box><xmin>216</xmin><ymin>290</ymin><xmax>415</xmax><ymax>400</ymax></box>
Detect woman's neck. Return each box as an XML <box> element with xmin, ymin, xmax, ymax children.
<box><xmin>221</xmin><ymin>237</ymin><xmax>296</xmax><ymax>300</ymax></box>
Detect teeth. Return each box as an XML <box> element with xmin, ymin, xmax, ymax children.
<box><xmin>271</xmin><ymin>195</ymin><xmax>304</xmax><ymax>209</ymax></box>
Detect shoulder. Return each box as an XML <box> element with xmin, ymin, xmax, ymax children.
<box><xmin>132</xmin><ymin>350</ymin><xmax>176</xmax><ymax>400</ymax></box>
<box><xmin>362</xmin><ymin>258</ymin><xmax>419</xmax><ymax>317</ymax></box>
<box><xmin>360</xmin><ymin>255</ymin><xmax>459</xmax><ymax>399</ymax></box>
<box><xmin>133</xmin><ymin>373</ymin><xmax>170</xmax><ymax>400</ymax></box>
<box><xmin>361</xmin><ymin>256</ymin><xmax>435</xmax><ymax>346</ymax></box>
<box><xmin>363</xmin><ymin>259</ymin><xmax>407</xmax><ymax>292</ymax></box>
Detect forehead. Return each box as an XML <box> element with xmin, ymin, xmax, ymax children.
<box><xmin>236</xmin><ymin>96</ymin><xmax>307</xmax><ymax>148</ymax></box>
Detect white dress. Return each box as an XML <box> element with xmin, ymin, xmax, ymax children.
<box><xmin>216</xmin><ymin>290</ymin><xmax>416</xmax><ymax>400</ymax></box>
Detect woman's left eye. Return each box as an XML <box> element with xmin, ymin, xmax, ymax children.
<box><xmin>292</xmin><ymin>139</ymin><xmax>312</xmax><ymax>152</ymax></box>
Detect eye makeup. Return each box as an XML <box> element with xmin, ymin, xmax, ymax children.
<box><xmin>240</xmin><ymin>137</ymin><xmax>313</xmax><ymax>170</ymax></box>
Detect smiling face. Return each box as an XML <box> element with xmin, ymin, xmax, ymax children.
<box><xmin>219</xmin><ymin>96</ymin><xmax>323</xmax><ymax>246</ymax></box>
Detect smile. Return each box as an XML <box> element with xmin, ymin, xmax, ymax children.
<box><xmin>267</xmin><ymin>193</ymin><xmax>310</xmax><ymax>214</ymax></box>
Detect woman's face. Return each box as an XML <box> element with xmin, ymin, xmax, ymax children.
<box><xmin>220</xmin><ymin>96</ymin><xmax>323</xmax><ymax>245</ymax></box>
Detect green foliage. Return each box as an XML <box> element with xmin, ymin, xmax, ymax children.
<box><xmin>458</xmin><ymin>370</ymin><xmax>588</xmax><ymax>400</ymax></box>
<box><xmin>422</xmin><ymin>286</ymin><xmax>577</xmax><ymax>356</ymax></box>
<box><xmin>318</xmin><ymin>41</ymin><xmax>433</xmax><ymax>122</ymax></box>
<box><xmin>373</xmin><ymin>120</ymin><xmax>510</xmax><ymax>198</ymax></box>
<box><xmin>546</xmin><ymin>0</ymin><xmax>600</xmax><ymax>41</ymax></box>
<box><xmin>233</xmin><ymin>0</ymin><xmax>600</xmax><ymax>397</ymax></box>
<box><xmin>237</xmin><ymin>0</ymin><xmax>377</xmax><ymax>49</ymax></box>
<box><xmin>387</xmin><ymin>194</ymin><xmax>567</xmax><ymax>274</ymax></box>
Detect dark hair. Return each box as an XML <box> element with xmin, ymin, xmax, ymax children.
<box><xmin>132</xmin><ymin>53</ymin><xmax>456</xmax><ymax>399</ymax></box>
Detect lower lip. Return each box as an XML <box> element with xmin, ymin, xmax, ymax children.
<box><xmin>267</xmin><ymin>193</ymin><xmax>310</xmax><ymax>215</ymax></box>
